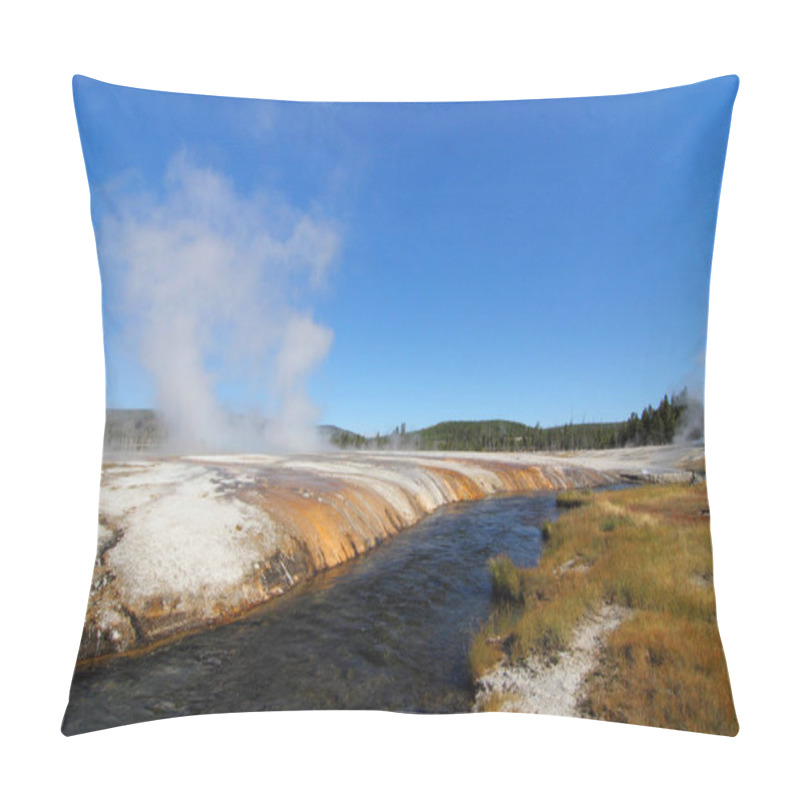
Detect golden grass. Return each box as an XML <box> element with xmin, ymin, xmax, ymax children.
<box><xmin>582</xmin><ymin>611</ymin><xmax>738</xmax><ymax>734</ymax></box>
<box><xmin>470</xmin><ymin>483</ymin><xmax>738</xmax><ymax>735</ymax></box>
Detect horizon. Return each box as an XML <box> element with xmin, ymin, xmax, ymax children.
<box><xmin>104</xmin><ymin>387</ymin><xmax>698</xmax><ymax>441</ymax></box>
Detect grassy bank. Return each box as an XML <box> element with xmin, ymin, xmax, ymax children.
<box><xmin>470</xmin><ymin>482</ymin><xmax>738</xmax><ymax>735</ymax></box>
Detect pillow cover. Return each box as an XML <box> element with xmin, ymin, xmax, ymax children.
<box><xmin>63</xmin><ymin>75</ymin><xmax>739</xmax><ymax>736</ymax></box>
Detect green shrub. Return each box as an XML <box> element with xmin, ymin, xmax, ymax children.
<box><xmin>555</xmin><ymin>489</ymin><xmax>592</xmax><ymax>508</ymax></box>
<box><xmin>489</xmin><ymin>555</ymin><xmax>524</xmax><ymax>604</ymax></box>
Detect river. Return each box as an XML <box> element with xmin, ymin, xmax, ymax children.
<box><xmin>62</xmin><ymin>490</ymin><xmax>560</xmax><ymax>735</ymax></box>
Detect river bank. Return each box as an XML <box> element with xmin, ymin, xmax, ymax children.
<box><xmin>469</xmin><ymin>480</ymin><xmax>738</xmax><ymax>735</ymax></box>
<box><xmin>474</xmin><ymin>603</ymin><xmax>631</xmax><ymax>715</ymax></box>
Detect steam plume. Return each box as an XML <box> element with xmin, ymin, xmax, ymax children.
<box><xmin>102</xmin><ymin>154</ymin><xmax>339</xmax><ymax>452</ymax></box>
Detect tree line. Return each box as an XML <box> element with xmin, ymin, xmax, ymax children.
<box><xmin>329</xmin><ymin>389</ymin><xmax>698</xmax><ymax>452</ymax></box>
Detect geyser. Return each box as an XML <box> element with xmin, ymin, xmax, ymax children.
<box><xmin>101</xmin><ymin>153</ymin><xmax>339</xmax><ymax>453</ymax></box>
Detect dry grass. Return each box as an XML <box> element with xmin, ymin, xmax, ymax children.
<box><xmin>470</xmin><ymin>483</ymin><xmax>738</xmax><ymax>735</ymax></box>
<box><xmin>582</xmin><ymin>610</ymin><xmax>737</xmax><ymax>734</ymax></box>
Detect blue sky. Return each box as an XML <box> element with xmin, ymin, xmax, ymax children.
<box><xmin>74</xmin><ymin>75</ymin><xmax>737</xmax><ymax>437</ymax></box>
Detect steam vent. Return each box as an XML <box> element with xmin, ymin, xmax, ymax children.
<box><xmin>82</xmin><ymin>452</ymin><xmax>619</xmax><ymax>663</ymax></box>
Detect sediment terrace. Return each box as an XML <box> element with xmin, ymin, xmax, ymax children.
<box><xmin>78</xmin><ymin>448</ymin><xmax>696</xmax><ymax>663</ymax></box>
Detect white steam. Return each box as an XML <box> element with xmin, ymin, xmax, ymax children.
<box><xmin>102</xmin><ymin>154</ymin><xmax>339</xmax><ymax>453</ymax></box>
<box><xmin>269</xmin><ymin>315</ymin><xmax>335</xmax><ymax>451</ymax></box>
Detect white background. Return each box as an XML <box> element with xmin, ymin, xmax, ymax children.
<box><xmin>2</xmin><ymin>1</ymin><xmax>797</xmax><ymax>797</ymax></box>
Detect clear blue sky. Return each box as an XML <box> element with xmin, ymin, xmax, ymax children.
<box><xmin>74</xmin><ymin>75</ymin><xmax>737</xmax><ymax>435</ymax></box>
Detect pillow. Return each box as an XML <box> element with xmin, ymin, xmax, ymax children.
<box><xmin>63</xmin><ymin>75</ymin><xmax>738</xmax><ymax>736</ymax></box>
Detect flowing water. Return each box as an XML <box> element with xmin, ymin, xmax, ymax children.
<box><xmin>63</xmin><ymin>491</ymin><xmax>561</xmax><ymax>735</ymax></box>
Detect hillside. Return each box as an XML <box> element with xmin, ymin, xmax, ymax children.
<box><xmin>413</xmin><ymin>419</ymin><xmax>624</xmax><ymax>452</ymax></box>
<box><xmin>371</xmin><ymin>391</ymin><xmax>698</xmax><ymax>452</ymax></box>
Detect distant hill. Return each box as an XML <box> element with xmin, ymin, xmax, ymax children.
<box><xmin>317</xmin><ymin>425</ymin><xmax>368</xmax><ymax>448</ymax></box>
<box><xmin>414</xmin><ymin>419</ymin><xmax>624</xmax><ymax>452</ymax></box>
<box><xmin>364</xmin><ymin>418</ymin><xmax>626</xmax><ymax>452</ymax></box>
<box><xmin>360</xmin><ymin>390</ymin><xmax>698</xmax><ymax>452</ymax></box>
